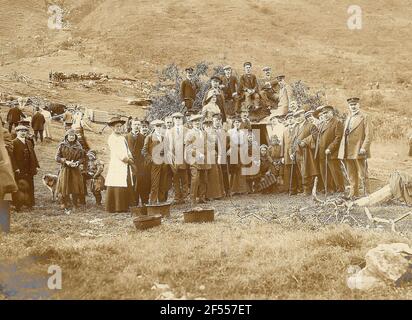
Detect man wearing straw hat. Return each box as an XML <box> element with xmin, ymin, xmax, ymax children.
<box><xmin>259</xmin><ymin>66</ymin><xmax>279</xmax><ymax>109</ymax></box>
<box><xmin>338</xmin><ymin>97</ymin><xmax>372</xmax><ymax>198</ymax></box>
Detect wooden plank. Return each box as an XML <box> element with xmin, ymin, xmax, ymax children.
<box><xmin>355</xmin><ymin>184</ymin><xmax>392</xmax><ymax>207</ymax></box>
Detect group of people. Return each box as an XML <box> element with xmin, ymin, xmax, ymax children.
<box><xmin>1</xmin><ymin>61</ymin><xmax>375</xmax><ymax>215</ymax></box>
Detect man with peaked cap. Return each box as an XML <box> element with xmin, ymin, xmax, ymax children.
<box><xmin>125</xmin><ymin>118</ymin><xmax>149</xmax><ymax>205</ymax></box>
<box><xmin>202</xmin><ymin>76</ymin><xmax>227</xmax><ymax>122</ymax></box>
<box><xmin>220</xmin><ymin>65</ymin><xmax>240</xmax><ymax>116</ymax></box>
<box><xmin>10</xmin><ymin>125</ymin><xmax>40</xmax><ymax>210</ymax></box>
<box><xmin>338</xmin><ymin>97</ymin><xmax>372</xmax><ymax>198</ymax></box>
<box><xmin>268</xmin><ymin>134</ymin><xmax>284</xmax><ymax>192</ymax></box>
<box><xmin>238</xmin><ymin>62</ymin><xmax>260</xmax><ymax>112</ymax></box>
<box><xmin>302</xmin><ymin>105</ymin><xmax>344</xmax><ymax>194</ymax></box>
<box><xmin>259</xmin><ymin>66</ymin><xmax>279</xmax><ymax>109</ymax></box>
<box><xmin>289</xmin><ymin>109</ymin><xmax>318</xmax><ymax>195</ymax></box>
<box><xmin>142</xmin><ymin>120</ymin><xmax>168</xmax><ymax>204</ymax></box>
<box><xmin>180</xmin><ymin>67</ymin><xmax>200</xmax><ymax>113</ymax></box>
<box><xmin>277</xmin><ymin>75</ymin><xmax>294</xmax><ymax>116</ymax></box>
<box><xmin>184</xmin><ymin>114</ymin><xmax>211</xmax><ymax>204</ymax></box>
<box><xmin>164</xmin><ymin>112</ymin><xmax>189</xmax><ymax>204</ymax></box>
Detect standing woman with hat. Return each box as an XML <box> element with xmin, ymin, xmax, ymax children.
<box><xmin>105</xmin><ymin>117</ymin><xmax>134</xmax><ymax>213</ymax></box>
<box><xmin>55</xmin><ymin>129</ymin><xmax>85</xmax><ymax>213</ymax></box>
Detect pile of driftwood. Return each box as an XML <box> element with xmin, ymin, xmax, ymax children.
<box><xmin>299</xmin><ymin>176</ymin><xmax>412</xmax><ymax>235</ymax></box>
<box><xmin>49</xmin><ymin>71</ymin><xmax>109</xmax><ymax>82</ymax></box>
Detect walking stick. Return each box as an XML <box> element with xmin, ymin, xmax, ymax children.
<box><xmin>325</xmin><ymin>153</ymin><xmax>328</xmax><ymax>198</ymax></box>
<box><xmin>289</xmin><ymin>157</ymin><xmax>294</xmax><ymax>196</ymax></box>
<box><xmin>363</xmin><ymin>157</ymin><xmax>368</xmax><ymax>196</ymax></box>
<box><xmin>302</xmin><ymin>148</ymin><xmax>306</xmax><ymax>190</ymax></box>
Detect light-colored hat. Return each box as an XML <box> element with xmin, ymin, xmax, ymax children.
<box><xmin>223</xmin><ymin>65</ymin><xmax>232</xmax><ymax>70</ymax></box>
<box><xmin>171</xmin><ymin>112</ymin><xmax>184</xmax><ymax>118</ymax></box>
<box><xmin>293</xmin><ymin>109</ymin><xmax>305</xmax><ymax>117</ymax></box>
<box><xmin>189</xmin><ymin>114</ymin><xmax>203</xmax><ymax>122</ymax></box>
<box><xmin>15</xmin><ymin>125</ymin><xmax>28</xmax><ymax>132</ymax></box>
<box><xmin>151</xmin><ymin>119</ymin><xmax>164</xmax><ymax>126</ymax></box>
<box><xmin>107</xmin><ymin>116</ymin><xmax>125</xmax><ymax>126</ymax></box>
<box><xmin>262</xmin><ymin>66</ymin><xmax>271</xmax><ymax>71</ymax></box>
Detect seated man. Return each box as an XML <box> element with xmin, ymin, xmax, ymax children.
<box><xmin>237</xmin><ymin>62</ymin><xmax>260</xmax><ymax>113</ymax></box>
<box><xmin>259</xmin><ymin>67</ymin><xmax>279</xmax><ymax>109</ymax></box>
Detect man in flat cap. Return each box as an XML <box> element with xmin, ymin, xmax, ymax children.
<box><xmin>289</xmin><ymin>109</ymin><xmax>319</xmax><ymax>195</ymax></box>
<box><xmin>277</xmin><ymin>75</ymin><xmax>294</xmax><ymax>116</ymax></box>
<box><xmin>237</xmin><ymin>62</ymin><xmax>260</xmax><ymax>112</ymax></box>
<box><xmin>338</xmin><ymin>98</ymin><xmax>373</xmax><ymax>198</ymax></box>
<box><xmin>259</xmin><ymin>67</ymin><xmax>279</xmax><ymax>109</ymax></box>
<box><xmin>184</xmin><ymin>114</ymin><xmax>211</xmax><ymax>204</ymax></box>
<box><xmin>142</xmin><ymin>120</ymin><xmax>168</xmax><ymax>204</ymax></box>
<box><xmin>10</xmin><ymin>125</ymin><xmax>40</xmax><ymax>210</ymax></box>
<box><xmin>220</xmin><ymin>65</ymin><xmax>240</xmax><ymax>116</ymax></box>
<box><xmin>164</xmin><ymin>112</ymin><xmax>189</xmax><ymax>204</ymax></box>
<box><xmin>180</xmin><ymin>67</ymin><xmax>200</xmax><ymax>113</ymax></box>
<box><xmin>302</xmin><ymin>106</ymin><xmax>345</xmax><ymax>194</ymax></box>
<box><xmin>126</xmin><ymin>118</ymin><xmax>151</xmax><ymax>205</ymax></box>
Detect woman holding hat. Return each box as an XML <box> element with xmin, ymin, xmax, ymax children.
<box><xmin>55</xmin><ymin>129</ymin><xmax>85</xmax><ymax>212</ymax></box>
<box><xmin>105</xmin><ymin>117</ymin><xmax>134</xmax><ymax>213</ymax></box>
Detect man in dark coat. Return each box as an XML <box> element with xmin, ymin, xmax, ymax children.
<box><xmin>290</xmin><ymin>110</ymin><xmax>319</xmax><ymax>195</ymax></box>
<box><xmin>10</xmin><ymin>125</ymin><xmax>40</xmax><ymax>210</ymax></box>
<box><xmin>220</xmin><ymin>65</ymin><xmax>239</xmax><ymax>116</ymax></box>
<box><xmin>31</xmin><ymin>107</ymin><xmax>46</xmax><ymax>142</ymax></box>
<box><xmin>6</xmin><ymin>105</ymin><xmax>25</xmax><ymax>133</ymax></box>
<box><xmin>303</xmin><ymin>106</ymin><xmax>345</xmax><ymax>194</ymax></box>
<box><xmin>180</xmin><ymin>67</ymin><xmax>200</xmax><ymax>113</ymax></box>
<box><xmin>238</xmin><ymin>62</ymin><xmax>260</xmax><ymax>111</ymax></box>
<box><xmin>126</xmin><ymin>118</ymin><xmax>151</xmax><ymax>205</ymax></box>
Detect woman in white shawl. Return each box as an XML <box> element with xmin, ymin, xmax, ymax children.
<box><xmin>105</xmin><ymin>117</ymin><xmax>134</xmax><ymax>213</ymax></box>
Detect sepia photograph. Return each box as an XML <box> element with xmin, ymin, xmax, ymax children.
<box><xmin>0</xmin><ymin>0</ymin><xmax>411</xmax><ymax>309</ymax></box>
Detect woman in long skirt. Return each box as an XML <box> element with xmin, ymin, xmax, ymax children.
<box><xmin>55</xmin><ymin>129</ymin><xmax>85</xmax><ymax>213</ymax></box>
<box><xmin>105</xmin><ymin>117</ymin><xmax>134</xmax><ymax>213</ymax></box>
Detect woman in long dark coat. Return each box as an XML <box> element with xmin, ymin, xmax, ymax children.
<box><xmin>55</xmin><ymin>129</ymin><xmax>85</xmax><ymax>213</ymax></box>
